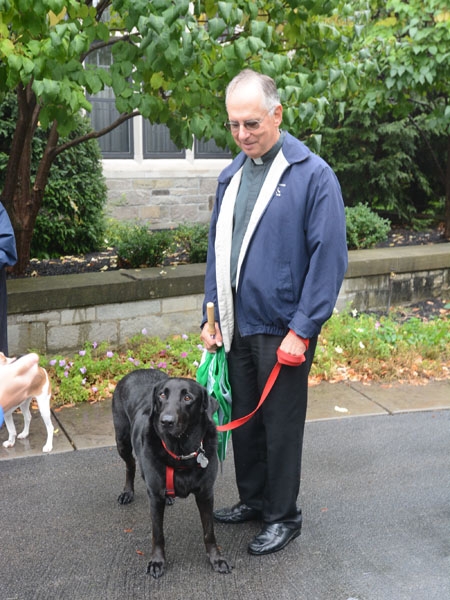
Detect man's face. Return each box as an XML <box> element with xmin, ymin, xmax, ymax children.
<box><xmin>226</xmin><ymin>84</ymin><xmax>282</xmax><ymax>159</ymax></box>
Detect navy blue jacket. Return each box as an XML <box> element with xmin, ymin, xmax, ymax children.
<box><xmin>203</xmin><ymin>132</ymin><xmax>348</xmax><ymax>341</ymax></box>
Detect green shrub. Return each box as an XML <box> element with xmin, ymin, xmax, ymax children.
<box><xmin>109</xmin><ymin>222</ymin><xmax>173</xmax><ymax>268</ymax></box>
<box><xmin>173</xmin><ymin>223</ymin><xmax>209</xmax><ymax>263</ymax></box>
<box><xmin>345</xmin><ymin>203</ymin><xmax>391</xmax><ymax>249</ymax></box>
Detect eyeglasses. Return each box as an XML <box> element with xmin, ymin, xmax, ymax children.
<box><xmin>224</xmin><ymin>108</ymin><xmax>274</xmax><ymax>133</ymax></box>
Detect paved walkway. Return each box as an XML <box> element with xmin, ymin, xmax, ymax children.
<box><xmin>1</xmin><ymin>380</ymin><xmax>449</xmax><ymax>599</ymax></box>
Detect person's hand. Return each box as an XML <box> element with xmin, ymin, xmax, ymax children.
<box><xmin>200</xmin><ymin>322</ymin><xmax>223</xmax><ymax>353</ymax></box>
<box><xmin>0</xmin><ymin>353</ymin><xmax>40</xmax><ymax>413</ymax></box>
<box><xmin>279</xmin><ymin>331</ymin><xmax>307</xmax><ymax>357</ymax></box>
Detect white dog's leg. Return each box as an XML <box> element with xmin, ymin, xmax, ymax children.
<box><xmin>2</xmin><ymin>409</ymin><xmax>18</xmax><ymax>448</ymax></box>
<box><xmin>17</xmin><ymin>397</ymin><xmax>32</xmax><ymax>440</ymax></box>
<box><xmin>35</xmin><ymin>379</ymin><xmax>54</xmax><ymax>453</ymax></box>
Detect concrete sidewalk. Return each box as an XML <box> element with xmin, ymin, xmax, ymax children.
<box><xmin>0</xmin><ymin>381</ymin><xmax>449</xmax><ymax>600</ymax></box>
<box><xmin>1</xmin><ymin>379</ymin><xmax>449</xmax><ymax>459</ymax></box>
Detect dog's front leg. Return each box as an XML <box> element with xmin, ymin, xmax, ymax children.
<box><xmin>147</xmin><ymin>495</ymin><xmax>166</xmax><ymax>579</ymax></box>
<box><xmin>196</xmin><ymin>494</ymin><xmax>232</xmax><ymax>574</ymax></box>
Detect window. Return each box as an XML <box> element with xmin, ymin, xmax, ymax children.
<box><xmin>86</xmin><ymin>45</ymin><xmax>133</xmax><ymax>158</ymax></box>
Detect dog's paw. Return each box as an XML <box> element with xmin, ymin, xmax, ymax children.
<box><xmin>211</xmin><ymin>556</ymin><xmax>233</xmax><ymax>574</ymax></box>
<box><xmin>42</xmin><ymin>443</ymin><xmax>53</xmax><ymax>453</ymax></box>
<box><xmin>17</xmin><ymin>432</ymin><xmax>29</xmax><ymax>440</ymax></box>
<box><xmin>2</xmin><ymin>440</ymin><xmax>15</xmax><ymax>448</ymax></box>
<box><xmin>146</xmin><ymin>559</ymin><xmax>165</xmax><ymax>579</ymax></box>
<box><xmin>118</xmin><ymin>491</ymin><xmax>134</xmax><ymax>505</ymax></box>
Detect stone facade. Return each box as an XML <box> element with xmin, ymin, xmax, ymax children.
<box><xmin>102</xmin><ymin>160</ymin><xmax>227</xmax><ymax>228</ymax></box>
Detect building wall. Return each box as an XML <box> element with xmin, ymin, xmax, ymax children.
<box><xmin>102</xmin><ymin>157</ymin><xmax>230</xmax><ymax>227</ymax></box>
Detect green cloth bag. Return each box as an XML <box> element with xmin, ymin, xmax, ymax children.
<box><xmin>196</xmin><ymin>346</ymin><xmax>232</xmax><ymax>462</ymax></box>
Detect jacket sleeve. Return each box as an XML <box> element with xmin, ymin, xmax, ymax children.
<box><xmin>289</xmin><ymin>166</ymin><xmax>348</xmax><ymax>338</ymax></box>
<box><xmin>0</xmin><ymin>202</ymin><xmax>18</xmax><ymax>269</ymax></box>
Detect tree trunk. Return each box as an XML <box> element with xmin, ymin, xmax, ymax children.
<box><xmin>1</xmin><ymin>86</ymin><xmax>58</xmax><ymax>275</ymax></box>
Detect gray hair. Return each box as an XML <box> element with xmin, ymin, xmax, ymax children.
<box><xmin>225</xmin><ymin>69</ymin><xmax>281</xmax><ymax>111</ymax></box>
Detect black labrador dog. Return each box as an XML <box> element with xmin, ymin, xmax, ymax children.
<box><xmin>112</xmin><ymin>369</ymin><xmax>231</xmax><ymax>578</ymax></box>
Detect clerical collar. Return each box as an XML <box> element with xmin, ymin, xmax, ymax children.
<box><xmin>252</xmin><ymin>130</ymin><xmax>286</xmax><ymax>166</ymax></box>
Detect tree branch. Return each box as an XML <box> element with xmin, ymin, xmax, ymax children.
<box><xmin>53</xmin><ymin>110</ymin><xmax>140</xmax><ymax>156</ymax></box>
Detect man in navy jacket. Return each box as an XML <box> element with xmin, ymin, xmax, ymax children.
<box><xmin>200</xmin><ymin>69</ymin><xmax>347</xmax><ymax>555</ymax></box>
<box><xmin>0</xmin><ymin>201</ymin><xmax>17</xmax><ymax>354</ymax></box>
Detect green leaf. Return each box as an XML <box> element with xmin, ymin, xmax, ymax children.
<box><xmin>207</xmin><ymin>17</ymin><xmax>227</xmax><ymax>40</ymax></box>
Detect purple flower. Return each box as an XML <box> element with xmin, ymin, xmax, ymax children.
<box><xmin>79</xmin><ymin>350</ymin><xmax>86</xmax><ymax>357</ymax></box>
<box><xmin>180</xmin><ymin>352</ymin><xmax>188</xmax><ymax>358</ymax></box>
<box><xmin>91</xmin><ymin>386</ymin><xmax>98</xmax><ymax>393</ymax></box>
<box><xmin>59</xmin><ymin>359</ymin><xmax>66</xmax><ymax>367</ymax></box>
<box><xmin>142</xmin><ymin>328</ymin><xmax>148</xmax><ymax>335</ymax></box>
<box><xmin>49</xmin><ymin>359</ymin><xmax>57</xmax><ymax>366</ymax></box>
<box><xmin>92</xmin><ymin>341</ymin><xmax>98</xmax><ymax>349</ymax></box>
<box><xmin>64</xmin><ymin>370</ymin><xmax>69</xmax><ymax>378</ymax></box>
<box><xmin>80</xmin><ymin>366</ymin><xmax>87</xmax><ymax>374</ymax></box>
<box><xmin>106</xmin><ymin>351</ymin><xmax>114</xmax><ymax>358</ymax></box>
<box><xmin>182</xmin><ymin>334</ymin><xmax>188</xmax><ymax>340</ymax></box>
<box><xmin>158</xmin><ymin>361</ymin><xmax>167</xmax><ymax>369</ymax></box>
<box><xmin>81</xmin><ymin>378</ymin><xmax>86</xmax><ymax>385</ymax></box>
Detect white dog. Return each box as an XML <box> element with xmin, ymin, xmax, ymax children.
<box><xmin>0</xmin><ymin>352</ymin><xmax>54</xmax><ymax>453</ymax></box>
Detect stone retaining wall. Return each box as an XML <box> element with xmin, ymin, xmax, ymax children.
<box><xmin>7</xmin><ymin>244</ymin><xmax>449</xmax><ymax>355</ymax></box>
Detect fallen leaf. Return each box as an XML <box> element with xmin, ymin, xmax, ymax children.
<box><xmin>334</xmin><ymin>405</ymin><xmax>349</xmax><ymax>413</ymax></box>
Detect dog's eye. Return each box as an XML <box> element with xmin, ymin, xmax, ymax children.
<box><xmin>183</xmin><ymin>394</ymin><xmax>192</xmax><ymax>402</ymax></box>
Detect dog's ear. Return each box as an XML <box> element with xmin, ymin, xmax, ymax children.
<box><xmin>201</xmin><ymin>387</ymin><xmax>219</xmax><ymax>420</ymax></box>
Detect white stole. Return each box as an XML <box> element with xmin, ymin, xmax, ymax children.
<box><xmin>215</xmin><ymin>149</ymin><xmax>289</xmax><ymax>352</ymax></box>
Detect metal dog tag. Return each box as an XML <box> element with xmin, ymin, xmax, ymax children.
<box><xmin>197</xmin><ymin>451</ymin><xmax>209</xmax><ymax>468</ymax></box>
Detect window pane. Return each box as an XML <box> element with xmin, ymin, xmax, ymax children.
<box><xmin>195</xmin><ymin>138</ymin><xmax>232</xmax><ymax>159</ymax></box>
<box><xmin>143</xmin><ymin>121</ymin><xmax>185</xmax><ymax>158</ymax></box>
<box><xmin>88</xmin><ymin>97</ymin><xmax>133</xmax><ymax>158</ymax></box>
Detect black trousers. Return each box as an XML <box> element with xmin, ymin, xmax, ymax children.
<box><xmin>227</xmin><ymin>324</ymin><xmax>317</xmax><ymax>527</ymax></box>
<box><xmin>0</xmin><ymin>267</ymin><xmax>8</xmax><ymax>354</ymax></box>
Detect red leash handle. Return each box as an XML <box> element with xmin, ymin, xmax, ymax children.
<box><xmin>216</xmin><ymin>347</ymin><xmax>306</xmax><ymax>432</ymax></box>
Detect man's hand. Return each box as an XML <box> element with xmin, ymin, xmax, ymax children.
<box><xmin>200</xmin><ymin>322</ymin><xmax>223</xmax><ymax>353</ymax></box>
<box><xmin>279</xmin><ymin>330</ymin><xmax>307</xmax><ymax>357</ymax></box>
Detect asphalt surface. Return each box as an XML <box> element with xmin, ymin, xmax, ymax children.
<box><xmin>1</xmin><ymin>381</ymin><xmax>449</xmax><ymax>600</ymax></box>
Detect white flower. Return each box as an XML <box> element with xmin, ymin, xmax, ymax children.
<box><xmin>335</xmin><ymin>346</ymin><xmax>343</xmax><ymax>354</ymax></box>
<box><xmin>359</xmin><ymin>341</ymin><xmax>365</xmax><ymax>349</ymax></box>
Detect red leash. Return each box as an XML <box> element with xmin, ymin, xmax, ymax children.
<box><xmin>216</xmin><ymin>343</ymin><xmax>309</xmax><ymax>433</ymax></box>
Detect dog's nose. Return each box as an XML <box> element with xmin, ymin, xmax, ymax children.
<box><xmin>160</xmin><ymin>414</ymin><xmax>175</xmax><ymax>429</ymax></box>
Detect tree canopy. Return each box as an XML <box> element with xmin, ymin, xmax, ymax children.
<box><xmin>0</xmin><ymin>0</ymin><xmax>448</xmax><ymax>273</ymax></box>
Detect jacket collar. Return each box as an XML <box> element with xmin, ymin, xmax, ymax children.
<box><xmin>218</xmin><ymin>132</ymin><xmax>311</xmax><ymax>184</ymax></box>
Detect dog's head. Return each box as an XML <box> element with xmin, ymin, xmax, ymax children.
<box><xmin>152</xmin><ymin>377</ymin><xmax>218</xmax><ymax>439</ymax></box>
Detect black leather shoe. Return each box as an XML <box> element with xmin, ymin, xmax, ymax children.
<box><xmin>214</xmin><ymin>502</ymin><xmax>262</xmax><ymax>524</ymax></box>
<box><xmin>248</xmin><ymin>522</ymin><xmax>301</xmax><ymax>555</ymax></box>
